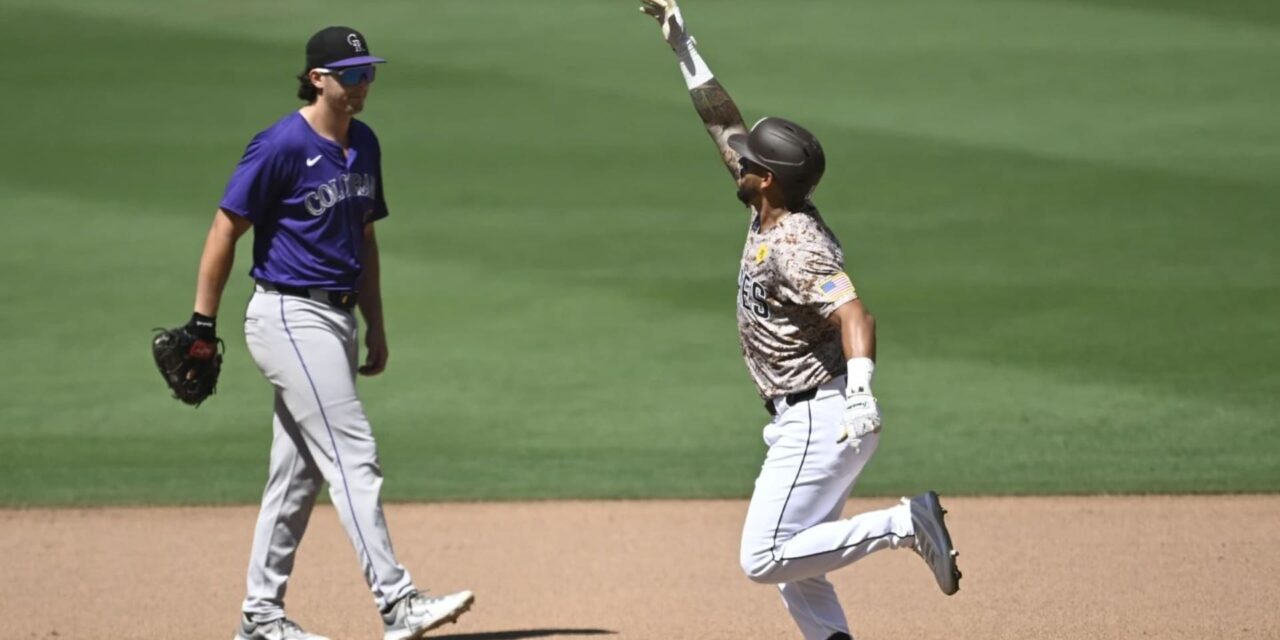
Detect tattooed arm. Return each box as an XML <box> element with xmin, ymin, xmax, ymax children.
<box><xmin>690</xmin><ymin>79</ymin><xmax>748</xmax><ymax>181</ymax></box>
<box><xmin>642</xmin><ymin>0</ymin><xmax>749</xmax><ymax>181</ymax></box>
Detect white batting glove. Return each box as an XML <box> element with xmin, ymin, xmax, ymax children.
<box><xmin>838</xmin><ymin>392</ymin><xmax>881</xmax><ymax>453</ymax></box>
<box><xmin>640</xmin><ymin>0</ymin><xmax>694</xmax><ymax>51</ymax></box>
<box><xmin>837</xmin><ymin>358</ymin><xmax>882</xmax><ymax>453</ymax></box>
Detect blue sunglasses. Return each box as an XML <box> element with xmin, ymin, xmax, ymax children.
<box><xmin>318</xmin><ymin>65</ymin><xmax>376</xmax><ymax>86</ymax></box>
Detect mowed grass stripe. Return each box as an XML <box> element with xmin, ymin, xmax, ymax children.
<box><xmin>0</xmin><ymin>0</ymin><xmax>1276</xmax><ymax>504</ymax></box>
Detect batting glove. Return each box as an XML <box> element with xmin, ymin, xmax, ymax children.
<box><xmin>640</xmin><ymin>0</ymin><xmax>694</xmax><ymax>51</ymax></box>
<box><xmin>838</xmin><ymin>392</ymin><xmax>881</xmax><ymax>453</ymax></box>
<box><xmin>838</xmin><ymin>358</ymin><xmax>881</xmax><ymax>453</ymax></box>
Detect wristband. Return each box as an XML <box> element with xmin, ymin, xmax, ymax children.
<box><xmin>846</xmin><ymin>357</ymin><xmax>875</xmax><ymax>395</ymax></box>
<box><xmin>674</xmin><ymin>37</ymin><xmax>714</xmax><ymax>89</ymax></box>
<box><xmin>188</xmin><ymin>312</ymin><xmax>217</xmax><ymax>341</ymax></box>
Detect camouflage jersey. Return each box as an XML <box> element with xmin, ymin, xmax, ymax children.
<box><xmin>736</xmin><ymin>206</ymin><xmax>858</xmax><ymax>399</ymax></box>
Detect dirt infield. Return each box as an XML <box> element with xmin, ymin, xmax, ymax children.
<box><xmin>2</xmin><ymin>496</ymin><xmax>1276</xmax><ymax>639</ymax></box>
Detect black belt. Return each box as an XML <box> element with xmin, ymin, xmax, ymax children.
<box><xmin>764</xmin><ymin>387</ymin><xmax>818</xmax><ymax>417</ymax></box>
<box><xmin>269</xmin><ymin>283</ymin><xmax>359</xmax><ymax>310</ymax></box>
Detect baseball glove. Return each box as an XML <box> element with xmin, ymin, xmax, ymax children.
<box><xmin>152</xmin><ymin>317</ymin><xmax>223</xmax><ymax>407</ymax></box>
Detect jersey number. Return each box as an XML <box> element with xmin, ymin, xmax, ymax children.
<box><xmin>739</xmin><ymin>272</ymin><xmax>770</xmax><ymax>319</ymax></box>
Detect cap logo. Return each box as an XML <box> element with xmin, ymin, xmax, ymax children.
<box><xmin>347</xmin><ymin>33</ymin><xmax>364</xmax><ymax>52</ymax></box>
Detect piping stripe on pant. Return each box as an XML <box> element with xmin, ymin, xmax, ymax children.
<box><xmin>771</xmin><ymin>399</ymin><xmax>814</xmax><ymax>563</ymax></box>
<box><xmin>278</xmin><ymin>295</ymin><xmax>384</xmax><ymax>599</ymax></box>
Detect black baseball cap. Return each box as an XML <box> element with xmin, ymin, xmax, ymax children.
<box><xmin>305</xmin><ymin>26</ymin><xmax>386</xmax><ymax>70</ymax></box>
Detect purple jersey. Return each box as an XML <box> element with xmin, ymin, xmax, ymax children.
<box><xmin>220</xmin><ymin>112</ymin><xmax>389</xmax><ymax>290</ymax></box>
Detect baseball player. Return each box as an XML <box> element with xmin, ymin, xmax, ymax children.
<box><xmin>639</xmin><ymin>2</ymin><xmax>963</xmax><ymax>638</ymax></box>
<box><xmin>185</xmin><ymin>26</ymin><xmax>473</xmax><ymax>640</ymax></box>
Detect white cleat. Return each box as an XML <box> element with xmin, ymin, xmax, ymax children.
<box><xmin>234</xmin><ymin>615</ymin><xmax>330</xmax><ymax>640</ymax></box>
<box><xmin>383</xmin><ymin>590</ymin><xmax>476</xmax><ymax>640</ymax></box>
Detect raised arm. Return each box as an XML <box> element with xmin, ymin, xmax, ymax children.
<box><xmin>641</xmin><ymin>0</ymin><xmax>748</xmax><ymax>181</ymax></box>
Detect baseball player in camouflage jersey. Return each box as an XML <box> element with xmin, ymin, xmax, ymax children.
<box><xmin>186</xmin><ymin>26</ymin><xmax>472</xmax><ymax>640</ymax></box>
<box><xmin>639</xmin><ymin>2</ymin><xmax>962</xmax><ymax>638</ymax></box>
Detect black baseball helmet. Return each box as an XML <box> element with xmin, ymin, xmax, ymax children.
<box><xmin>728</xmin><ymin>117</ymin><xmax>826</xmax><ymax>203</ymax></box>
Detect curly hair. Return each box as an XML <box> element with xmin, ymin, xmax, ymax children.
<box><xmin>296</xmin><ymin>71</ymin><xmax>318</xmax><ymax>103</ymax></box>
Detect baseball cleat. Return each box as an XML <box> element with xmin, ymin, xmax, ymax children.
<box><xmin>909</xmin><ymin>491</ymin><xmax>962</xmax><ymax>595</ymax></box>
<box><xmin>234</xmin><ymin>615</ymin><xmax>330</xmax><ymax>640</ymax></box>
<box><xmin>383</xmin><ymin>590</ymin><xmax>475</xmax><ymax>640</ymax></box>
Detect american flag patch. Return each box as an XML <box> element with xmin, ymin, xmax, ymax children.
<box><xmin>817</xmin><ymin>272</ymin><xmax>856</xmax><ymax>302</ymax></box>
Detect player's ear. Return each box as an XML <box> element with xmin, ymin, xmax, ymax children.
<box><xmin>308</xmin><ymin>69</ymin><xmax>326</xmax><ymax>91</ymax></box>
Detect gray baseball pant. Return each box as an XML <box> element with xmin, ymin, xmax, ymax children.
<box><xmin>240</xmin><ymin>284</ymin><xmax>416</xmax><ymax>621</ymax></box>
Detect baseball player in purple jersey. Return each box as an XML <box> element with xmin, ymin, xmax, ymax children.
<box><xmin>186</xmin><ymin>26</ymin><xmax>473</xmax><ymax>640</ymax></box>
<box><xmin>639</xmin><ymin>2</ymin><xmax>963</xmax><ymax>638</ymax></box>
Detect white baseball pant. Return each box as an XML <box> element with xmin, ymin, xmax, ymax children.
<box><xmin>740</xmin><ymin>375</ymin><xmax>916</xmax><ymax>639</ymax></box>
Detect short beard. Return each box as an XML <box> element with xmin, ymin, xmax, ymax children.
<box><xmin>736</xmin><ymin>183</ymin><xmax>758</xmax><ymax>206</ymax></box>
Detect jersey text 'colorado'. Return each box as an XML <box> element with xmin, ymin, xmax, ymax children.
<box><xmin>220</xmin><ymin>112</ymin><xmax>389</xmax><ymax>290</ymax></box>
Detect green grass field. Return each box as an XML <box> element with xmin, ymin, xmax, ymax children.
<box><xmin>1</xmin><ymin>0</ymin><xmax>1277</xmax><ymax>505</ymax></box>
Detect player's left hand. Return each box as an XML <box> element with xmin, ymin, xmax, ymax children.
<box><xmin>640</xmin><ymin>0</ymin><xmax>692</xmax><ymax>50</ymax></box>
<box><xmin>837</xmin><ymin>391</ymin><xmax>881</xmax><ymax>453</ymax></box>
<box><xmin>360</xmin><ymin>327</ymin><xmax>388</xmax><ymax>376</ymax></box>
<box><xmin>152</xmin><ymin>314</ymin><xmax>223</xmax><ymax>407</ymax></box>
